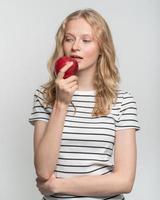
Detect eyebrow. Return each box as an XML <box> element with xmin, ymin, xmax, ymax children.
<box><xmin>65</xmin><ymin>33</ymin><xmax>93</xmax><ymax>38</ymax></box>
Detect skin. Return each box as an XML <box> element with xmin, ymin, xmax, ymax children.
<box><xmin>35</xmin><ymin>18</ymin><xmax>137</xmax><ymax>197</ymax></box>
<box><xmin>63</xmin><ymin>17</ymin><xmax>100</xmax><ymax>91</ymax></box>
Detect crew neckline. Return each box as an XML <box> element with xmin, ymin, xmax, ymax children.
<box><xmin>74</xmin><ymin>90</ymin><xmax>96</xmax><ymax>95</ymax></box>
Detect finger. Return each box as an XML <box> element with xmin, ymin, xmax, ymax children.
<box><xmin>36</xmin><ymin>179</ymin><xmax>46</xmax><ymax>188</ymax></box>
<box><xmin>36</xmin><ymin>177</ymin><xmax>40</xmax><ymax>183</ymax></box>
<box><xmin>66</xmin><ymin>81</ymin><xmax>78</xmax><ymax>89</ymax></box>
<box><xmin>38</xmin><ymin>188</ymin><xmax>45</xmax><ymax>195</ymax></box>
<box><xmin>37</xmin><ymin>184</ymin><xmax>46</xmax><ymax>194</ymax></box>
<box><xmin>70</xmin><ymin>84</ymin><xmax>79</xmax><ymax>93</ymax></box>
<box><xmin>36</xmin><ymin>181</ymin><xmax>41</xmax><ymax>188</ymax></box>
<box><xmin>57</xmin><ymin>62</ymin><xmax>73</xmax><ymax>79</ymax></box>
<box><xmin>36</xmin><ymin>179</ymin><xmax>44</xmax><ymax>187</ymax></box>
<box><xmin>64</xmin><ymin>75</ymin><xmax>78</xmax><ymax>84</ymax></box>
<box><xmin>36</xmin><ymin>177</ymin><xmax>46</xmax><ymax>183</ymax></box>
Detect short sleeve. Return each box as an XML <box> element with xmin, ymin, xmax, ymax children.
<box><xmin>28</xmin><ymin>87</ymin><xmax>51</xmax><ymax>126</ymax></box>
<box><xmin>115</xmin><ymin>92</ymin><xmax>140</xmax><ymax>131</ymax></box>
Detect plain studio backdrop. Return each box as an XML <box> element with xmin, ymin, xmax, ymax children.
<box><xmin>0</xmin><ymin>0</ymin><xmax>159</xmax><ymax>200</ymax></box>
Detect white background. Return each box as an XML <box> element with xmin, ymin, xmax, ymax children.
<box><xmin>0</xmin><ymin>0</ymin><xmax>159</xmax><ymax>199</ymax></box>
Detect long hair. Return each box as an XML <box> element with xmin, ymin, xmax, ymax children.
<box><xmin>42</xmin><ymin>8</ymin><xmax>120</xmax><ymax>117</ymax></box>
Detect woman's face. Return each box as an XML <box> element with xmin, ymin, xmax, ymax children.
<box><xmin>63</xmin><ymin>18</ymin><xmax>100</xmax><ymax>73</ymax></box>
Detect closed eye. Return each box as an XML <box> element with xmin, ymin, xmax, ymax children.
<box><xmin>63</xmin><ymin>36</ymin><xmax>74</xmax><ymax>42</ymax></box>
<box><xmin>64</xmin><ymin>38</ymin><xmax>74</xmax><ymax>42</ymax></box>
<box><xmin>83</xmin><ymin>40</ymin><xmax>91</xmax><ymax>43</ymax></box>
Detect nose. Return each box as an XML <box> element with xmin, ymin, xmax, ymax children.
<box><xmin>71</xmin><ymin>40</ymin><xmax>81</xmax><ymax>51</ymax></box>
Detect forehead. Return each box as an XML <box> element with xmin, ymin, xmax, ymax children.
<box><xmin>65</xmin><ymin>18</ymin><xmax>93</xmax><ymax>36</ymax></box>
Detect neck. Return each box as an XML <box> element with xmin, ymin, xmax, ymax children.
<box><xmin>77</xmin><ymin>67</ymin><xmax>96</xmax><ymax>91</ymax></box>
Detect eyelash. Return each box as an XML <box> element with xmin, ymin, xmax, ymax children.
<box><xmin>64</xmin><ymin>38</ymin><xmax>73</xmax><ymax>42</ymax></box>
<box><xmin>64</xmin><ymin>38</ymin><xmax>91</xmax><ymax>43</ymax></box>
<box><xmin>83</xmin><ymin>40</ymin><xmax>91</xmax><ymax>43</ymax></box>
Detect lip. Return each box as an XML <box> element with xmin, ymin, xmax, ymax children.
<box><xmin>70</xmin><ymin>55</ymin><xmax>83</xmax><ymax>59</ymax></box>
<box><xmin>73</xmin><ymin>57</ymin><xmax>82</xmax><ymax>63</ymax></box>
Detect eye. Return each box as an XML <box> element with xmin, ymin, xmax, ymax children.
<box><xmin>64</xmin><ymin>37</ymin><xmax>74</xmax><ymax>42</ymax></box>
<box><xmin>83</xmin><ymin>39</ymin><xmax>91</xmax><ymax>43</ymax></box>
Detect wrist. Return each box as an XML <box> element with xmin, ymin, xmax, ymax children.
<box><xmin>54</xmin><ymin>178</ymin><xmax>68</xmax><ymax>194</ymax></box>
<box><xmin>54</xmin><ymin>100</ymin><xmax>68</xmax><ymax>110</ymax></box>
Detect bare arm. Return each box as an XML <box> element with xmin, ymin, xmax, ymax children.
<box><xmin>55</xmin><ymin>128</ymin><xmax>137</xmax><ymax>196</ymax></box>
<box><xmin>33</xmin><ymin>62</ymin><xmax>79</xmax><ymax>181</ymax></box>
<box><xmin>34</xmin><ymin>102</ymin><xmax>68</xmax><ymax>181</ymax></box>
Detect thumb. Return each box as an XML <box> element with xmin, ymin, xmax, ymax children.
<box><xmin>57</xmin><ymin>61</ymin><xmax>73</xmax><ymax>79</ymax></box>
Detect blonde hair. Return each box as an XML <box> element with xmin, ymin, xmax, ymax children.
<box><xmin>42</xmin><ymin>8</ymin><xmax>120</xmax><ymax>117</ymax></box>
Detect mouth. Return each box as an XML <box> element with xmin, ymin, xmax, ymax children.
<box><xmin>70</xmin><ymin>55</ymin><xmax>83</xmax><ymax>60</ymax></box>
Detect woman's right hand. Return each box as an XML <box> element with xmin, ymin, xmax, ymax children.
<box><xmin>55</xmin><ymin>62</ymin><xmax>79</xmax><ymax>106</ymax></box>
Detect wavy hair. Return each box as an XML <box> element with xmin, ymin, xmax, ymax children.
<box><xmin>42</xmin><ymin>8</ymin><xmax>120</xmax><ymax>117</ymax></box>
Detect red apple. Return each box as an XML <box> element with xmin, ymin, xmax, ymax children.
<box><xmin>54</xmin><ymin>56</ymin><xmax>79</xmax><ymax>79</ymax></box>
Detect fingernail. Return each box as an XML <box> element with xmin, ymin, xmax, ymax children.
<box><xmin>67</xmin><ymin>61</ymin><xmax>73</xmax><ymax>65</ymax></box>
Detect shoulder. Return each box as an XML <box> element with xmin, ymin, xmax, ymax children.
<box><xmin>29</xmin><ymin>85</ymin><xmax>51</xmax><ymax>125</ymax></box>
<box><xmin>33</xmin><ymin>84</ymin><xmax>47</xmax><ymax>107</ymax></box>
<box><xmin>116</xmin><ymin>89</ymin><xmax>136</xmax><ymax>104</ymax></box>
<box><xmin>117</xmin><ymin>89</ymin><xmax>135</xmax><ymax>98</ymax></box>
<box><xmin>115</xmin><ymin>89</ymin><xmax>138</xmax><ymax>114</ymax></box>
<box><xmin>34</xmin><ymin>84</ymin><xmax>46</xmax><ymax>97</ymax></box>
<box><xmin>115</xmin><ymin>89</ymin><xmax>140</xmax><ymax>131</ymax></box>
<box><xmin>116</xmin><ymin>88</ymin><xmax>139</xmax><ymax>115</ymax></box>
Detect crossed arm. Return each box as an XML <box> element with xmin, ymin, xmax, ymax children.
<box><xmin>54</xmin><ymin>128</ymin><xmax>137</xmax><ymax>196</ymax></box>
<box><xmin>34</xmin><ymin>121</ymin><xmax>137</xmax><ymax>196</ymax></box>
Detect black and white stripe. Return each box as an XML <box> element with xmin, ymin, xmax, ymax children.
<box><xmin>29</xmin><ymin>86</ymin><xmax>140</xmax><ymax>200</ymax></box>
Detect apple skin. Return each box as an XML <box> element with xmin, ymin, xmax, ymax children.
<box><xmin>54</xmin><ymin>56</ymin><xmax>79</xmax><ymax>79</ymax></box>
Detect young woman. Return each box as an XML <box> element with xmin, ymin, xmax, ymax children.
<box><xmin>29</xmin><ymin>8</ymin><xmax>140</xmax><ymax>200</ymax></box>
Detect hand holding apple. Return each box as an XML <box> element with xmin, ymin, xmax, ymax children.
<box><xmin>54</xmin><ymin>56</ymin><xmax>79</xmax><ymax>106</ymax></box>
<box><xmin>54</xmin><ymin>56</ymin><xmax>79</xmax><ymax>79</ymax></box>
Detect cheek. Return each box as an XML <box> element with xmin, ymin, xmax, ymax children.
<box><xmin>63</xmin><ymin>45</ymin><xmax>67</xmax><ymax>54</ymax></box>
<box><xmin>84</xmin><ymin>46</ymin><xmax>100</xmax><ymax>59</ymax></box>
<box><xmin>63</xmin><ymin>43</ymin><xmax>70</xmax><ymax>54</ymax></box>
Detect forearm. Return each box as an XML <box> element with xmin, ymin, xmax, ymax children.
<box><xmin>56</xmin><ymin>172</ymin><xmax>131</xmax><ymax>197</ymax></box>
<box><xmin>34</xmin><ymin>101</ymin><xmax>68</xmax><ymax>181</ymax></box>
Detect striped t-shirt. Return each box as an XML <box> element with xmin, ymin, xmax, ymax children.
<box><xmin>28</xmin><ymin>86</ymin><xmax>140</xmax><ymax>200</ymax></box>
